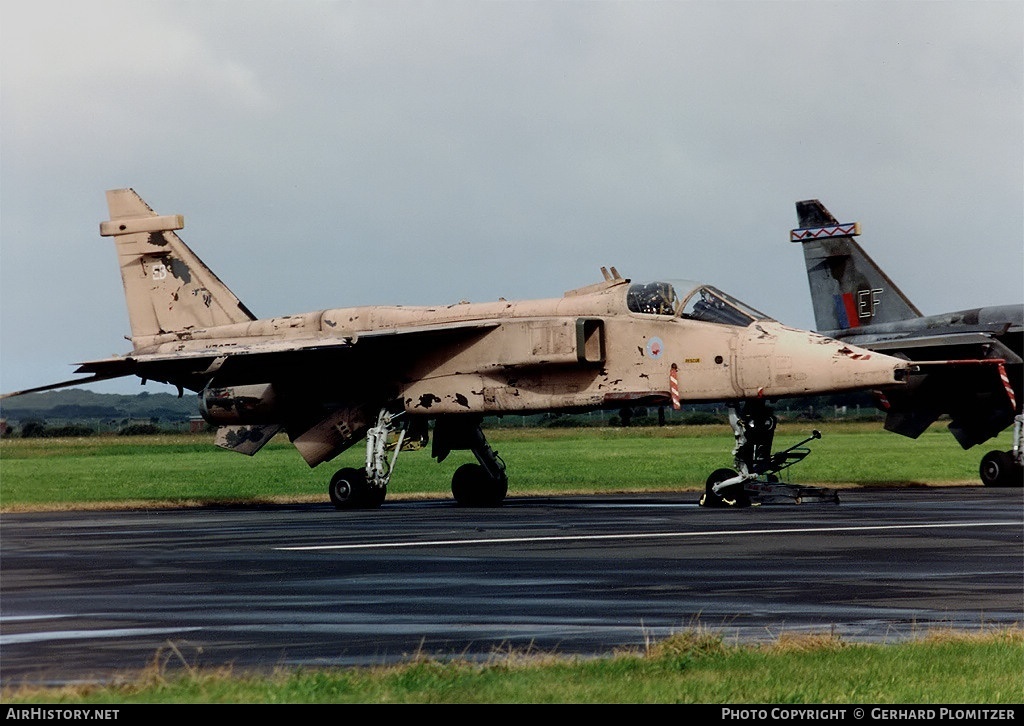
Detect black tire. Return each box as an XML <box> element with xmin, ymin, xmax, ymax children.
<box><xmin>699</xmin><ymin>467</ymin><xmax>749</xmax><ymax>507</ymax></box>
<box><xmin>362</xmin><ymin>485</ymin><xmax>387</xmax><ymax>509</ymax></box>
<box><xmin>329</xmin><ymin>467</ymin><xmax>367</xmax><ymax>510</ymax></box>
<box><xmin>980</xmin><ymin>450</ymin><xmax>1022</xmax><ymax>488</ymax></box>
<box><xmin>485</xmin><ymin>472</ymin><xmax>509</xmax><ymax>506</ymax></box>
<box><xmin>451</xmin><ymin>463</ymin><xmax>507</xmax><ymax>507</ymax></box>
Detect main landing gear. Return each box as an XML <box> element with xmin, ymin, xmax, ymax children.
<box><xmin>329</xmin><ymin>408</ymin><xmax>414</xmax><ymax>510</ymax></box>
<box><xmin>433</xmin><ymin>416</ymin><xmax>508</xmax><ymax>507</ymax></box>
<box><xmin>327</xmin><ymin>411</ymin><xmax>508</xmax><ymax>510</ymax></box>
<box><xmin>699</xmin><ymin>399</ymin><xmax>839</xmax><ymax>507</ymax></box>
<box><xmin>979</xmin><ymin>414</ymin><xmax>1024</xmax><ymax>487</ymax></box>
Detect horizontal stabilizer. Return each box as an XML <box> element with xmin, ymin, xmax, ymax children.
<box><xmin>0</xmin><ymin>370</ymin><xmax>136</xmax><ymax>400</ymax></box>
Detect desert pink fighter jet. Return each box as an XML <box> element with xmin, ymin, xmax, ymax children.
<box><xmin>3</xmin><ymin>189</ymin><xmax>912</xmax><ymax>508</ymax></box>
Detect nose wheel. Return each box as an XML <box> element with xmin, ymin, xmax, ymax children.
<box><xmin>699</xmin><ymin>467</ymin><xmax>751</xmax><ymax>507</ymax></box>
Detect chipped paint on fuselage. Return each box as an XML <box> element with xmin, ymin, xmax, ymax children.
<box><xmin>130</xmin><ymin>278</ymin><xmax>905</xmax><ymax>418</ymax></box>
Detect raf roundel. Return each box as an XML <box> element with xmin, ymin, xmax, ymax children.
<box><xmin>645</xmin><ymin>336</ymin><xmax>665</xmax><ymax>359</ymax></box>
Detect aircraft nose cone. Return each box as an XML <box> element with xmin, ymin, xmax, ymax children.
<box><xmin>831</xmin><ymin>342</ymin><xmax>908</xmax><ymax>388</ymax></box>
<box><xmin>738</xmin><ymin>323</ymin><xmax>907</xmax><ymax>398</ymax></box>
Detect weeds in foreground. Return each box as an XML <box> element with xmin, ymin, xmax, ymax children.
<box><xmin>4</xmin><ymin>626</ymin><xmax>1021</xmax><ymax>704</ymax></box>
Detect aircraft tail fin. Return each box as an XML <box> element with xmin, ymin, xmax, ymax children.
<box><xmin>100</xmin><ymin>189</ymin><xmax>256</xmax><ymax>346</ymax></box>
<box><xmin>791</xmin><ymin>200</ymin><xmax>921</xmax><ymax>333</ymax></box>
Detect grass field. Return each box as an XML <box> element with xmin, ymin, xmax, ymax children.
<box><xmin>0</xmin><ymin>421</ymin><xmax>1007</xmax><ymax>510</ymax></box>
<box><xmin>4</xmin><ymin>630</ymin><xmax>1022</xmax><ymax>704</ymax></box>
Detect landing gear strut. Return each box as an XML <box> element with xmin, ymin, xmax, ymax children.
<box><xmin>699</xmin><ymin>400</ymin><xmax>838</xmax><ymax>507</ymax></box>
<box><xmin>326</xmin><ymin>411</ymin><xmax>507</xmax><ymax>509</ymax></box>
<box><xmin>329</xmin><ymin>408</ymin><xmax>412</xmax><ymax>510</ymax></box>
<box><xmin>433</xmin><ymin>416</ymin><xmax>508</xmax><ymax>507</ymax></box>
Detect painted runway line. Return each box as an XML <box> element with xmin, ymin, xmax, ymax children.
<box><xmin>277</xmin><ymin>521</ymin><xmax>1020</xmax><ymax>552</ymax></box>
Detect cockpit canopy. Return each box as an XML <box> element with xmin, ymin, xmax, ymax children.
<box><xmin>626</xmin><ymin>280</ymin><xmax>775</xmax><ymax>327</ymax></box>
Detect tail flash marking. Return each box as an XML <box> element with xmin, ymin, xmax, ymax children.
<box><xmin>833</xmin><ymin>293</ymin><xmax>861</xmax><ymax>329</ymax></box>
<box><xmin>790</xmin><ymin>222</ymin><xmax>861</xmax><ymax>242</ymax></box>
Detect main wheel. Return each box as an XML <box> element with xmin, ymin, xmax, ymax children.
<box><xmin>362</xmin><ymin>485</ymin><xmax>387</xmax><ymax>509</ymax></box>
<box><xmin>451</xmin><ymin>463</ymin><xmax>507</xmax><ymax>507</ymax></box>
<box><xmin>980</xmin><ymin>450</ymin><xmax>1022</xmax><ymax>487</ymax></box>
<box><xmin>329</xmin><ymin>467</ymin><xmax>367</xmax><ymax>510</ymax></box>
<box><xmin>699</xmin><ymin>467</ymin><xmax>750</xmax><ymax>507</ymax></box>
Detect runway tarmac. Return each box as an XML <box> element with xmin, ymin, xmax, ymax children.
<box><xmin>1</xmin><ymin>486</ymin><xmax>1021</xmax><ymax>686</ymax></box>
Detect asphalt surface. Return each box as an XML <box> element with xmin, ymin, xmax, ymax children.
<box><xmin>1</xmin><ymin>486</ymin><xmax>1021</xmax><ymax>686</ymax></box>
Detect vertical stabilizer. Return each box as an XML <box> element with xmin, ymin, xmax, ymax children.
<box><xmin>791</xmin><ymin>200</ymin><xmax>921</xmax><ymax>333</ymax></box>
<box><xmin>100</xmin><ymin>189</ymin><xmax>256</xmax><ymax>346</ymax></box>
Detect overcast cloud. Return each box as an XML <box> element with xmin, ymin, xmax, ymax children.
<box><xmin>2</xmin><ymin>0</ymin><xmax>1021</xmax><ymax>395</ymax></box>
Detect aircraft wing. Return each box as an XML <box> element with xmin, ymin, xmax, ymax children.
<box><xmin>877</xmin><ymin>355</ymin><xmax>1019</xmax><ymax>448</ymax></box>
<box><xmin>829</xmin><ymin>328</ymin><xmax>1021</xmax><ymax>452</ymax></box>
<box><xmin>2</xmin><ymin>320</ymin><xmax>502</xmax><ymax>399</ymax></box>
<box><xmin>851</xmin><ymin>331</ymin><xmax>1022</xmax><ymax>365</ymax></box>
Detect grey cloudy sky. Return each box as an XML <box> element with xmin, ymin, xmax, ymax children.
<box><xmin>2</xmin><ymin>0</ymin><xmax>1021</xmax><ymax>396</ymax></box>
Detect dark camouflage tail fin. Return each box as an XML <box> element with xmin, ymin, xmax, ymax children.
<box><xmin>791</xmin><ymin>200</ymin><xmax>921</xmax><ymax>334</ymax></box>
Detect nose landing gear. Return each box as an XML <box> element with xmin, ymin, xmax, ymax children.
<box><xmin>700</xmin><ymin>400</ymin><xmax>839</xmax><ymax>507</ymax></box>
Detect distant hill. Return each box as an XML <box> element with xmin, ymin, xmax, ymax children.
<box><xmin>0</xmin><ymin>387</ymin><xmax>884</xmax><ymax>436</ymax></box>
<box><xmin>0</xmin><ymin>388</ymin><xmax>201</xmax><ymax>428</ymax></box>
